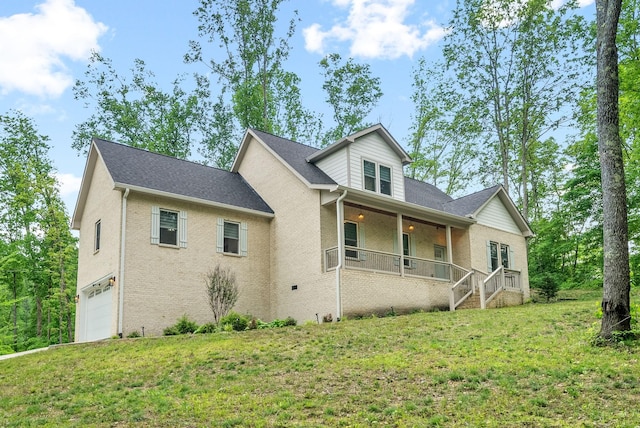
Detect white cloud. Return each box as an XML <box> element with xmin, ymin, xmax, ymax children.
<box><xmin>0</xmin><ymin>0</ymin><xmax>107</xmax><ymax>98</ymax></box>
<box><xmin>303</xmin><ymin>0</ymin><xmax>446</xmax><ymax>60</ymax></box>
<box><xmin>55</xmin><ymin>172</ymin><xmax>82</xmax><ymax>197</ymax></box>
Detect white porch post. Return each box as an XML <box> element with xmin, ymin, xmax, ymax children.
<box><xmin>335</xmin><ymin>191</ymin><xmax>347</xmax><ymax>321</ymax></box>
<box><xmin>446</xmin><ymin>225</ymin><xmax>453</xmax><ymax>279</ymax></box>
<box><xmin>397</xmin><ymin>213</ymin><xmax>404</xmax><ymax>276</ymax></box>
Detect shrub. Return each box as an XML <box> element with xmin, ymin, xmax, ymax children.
<box><xmin>195</xmin><ymin>322</ymin><xmax>217</xmax><ymax>334</ymax></box>
<box><xmin>220</xmin><ymin>312</ymin><xmax>250</xmax><ymax>331</ymax></box>
<box><xmin>530</xmin><ymin>271</ymin><xmax>560</xmax><ymax>302</ymax></box>
<box><xmin>164</xmin><ymin>315</ymin><xmax>199</xmax><ymax>336</ymax></box>
<box><xmin>205</xmin><ymin>265</ymin><xmax>239</xmax><ymax>324</ymax></box>
<box><xmin>127</xmin><ymin>331</ymin><xmax>141</xmax><ymax>338</ymax></box>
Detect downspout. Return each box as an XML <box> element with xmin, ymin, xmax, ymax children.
<box><xmin>118</xmin><ymin>188</ymin><xmax>129</xmax><ymax>338</ymax></box>
<box><xmin>335</xmin><ymin>190</ymin><xmax>348</xmax><ymax>321</ymax></box>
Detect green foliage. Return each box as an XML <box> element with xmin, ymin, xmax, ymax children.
<box><xmin>126</xmin><ymin>331</ymin><xmax>141</xmax><ymax>338</ymax></box>
<box><xmin>220</xmin><ymin>312</ymin><xmax>250</xmax><ymax>331</ymax></box>
<box><xmin>530</xmin><ymin>271</ymin><xmax>560</xmax><ymax>302</ymax></box>
<box><xmin>195</xmin><ymin>322</ymin><xmax>217</xmax><ymax>334</ymax></box>
<box><xmin>319</xmin><ymin>53</ymin><xmax>382</xmax><ymax>146</ymax></box>
<box><xmin>257</xmin><ymin>316</ymin><xmax>297</xmax><ymax>329</ymax></box>
<box><xmin>72</xmin><ymin>53</ymin><xmax>203</xmax><ymax>160</ymax></box>
<box><xmin>163</xmin><ymin>315</ymin><xmax>199</xmax><ymax>336</ymax></box>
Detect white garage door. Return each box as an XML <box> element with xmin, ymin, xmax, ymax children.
<box><xmin>84</xmin><ymin>284</ymin><xmax>113</xmax><ymax>341</ymax></box>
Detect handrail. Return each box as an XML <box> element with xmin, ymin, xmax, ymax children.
<box><xmin>450</xmin><ymin>270</ymin><xmax>474</xmax><ymax>311</ymax></box>
<box><xmin>483</xmin><ymin>266</ymin><xmax>504</xmax><ymax>308</ymax></box>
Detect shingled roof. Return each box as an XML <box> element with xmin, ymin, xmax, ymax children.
<box><xmin>93</xmin><ymin>138</ymin><xmax>273</xmax><ymax>214</ymax></box>
<box><xmin>443</xmin><ymin>185</ymin><xmax>502</xmax><ymax>217</ymax></box>
<box><xmin>248</xmin><ymin>129</ymin><xmax>336</xmax><ymax>186</ymax></box>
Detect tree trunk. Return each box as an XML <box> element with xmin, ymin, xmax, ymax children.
<box><xmin>596</xmin><ymin>0</ymin><xmax>631</xmax><ymax>339</ymax></box>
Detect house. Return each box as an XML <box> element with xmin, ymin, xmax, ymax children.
<box><xmin>72</xmin><ymin>124</ymin><xmax>533</xmax><ymax>341</ymax></box>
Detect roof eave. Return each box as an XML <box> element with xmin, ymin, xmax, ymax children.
<box><xmin>113</xmin><ymin>183</ymin><xmax>275</xmax><ymax>218</ymax></box>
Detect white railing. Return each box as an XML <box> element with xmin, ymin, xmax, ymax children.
<box><xmin>450</xmin><ymin>269</ymin><xmax>475</xmax><ymax>310</ymax></box>
<box><xmin>325</xmin><ymin>247</ymin><xmax>462</xmax><ymax>280</ymax></box>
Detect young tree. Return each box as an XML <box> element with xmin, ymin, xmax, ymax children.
<box><xmin>0</xmin><ymin>111</ymin><xmax>77</xmax><ymax>349</ymax></box>
<box><xmin>440</xmin><ymin>0</ymin><xmax>586</xmax><ymax>220</ymax></box>
<box><xmin>407</xmin><ymin>58</ymin><xmax>479</xmax><ymax>195</ymax></box>
<box><xmin>204</xmin><ymin>265</ymin><xmax>239</xmax><ymax>324</ymax></box>
<box><xmin>73</xmin><ymin>52</ymin><xmax>202</xmax><ymax>159</ymax></box>
<box><xmin>186</xmin><ymin>0</ymin><xmax>322</xmax><ymax>146</ymax></box>
<box><xmin>319</xmin><ymin>53</ymin><xmax>383</xmax><ymax>146</ymax></box>
<box><xmin>596</xmin><ymin>0</ymin><xmax>631</xmax><ymax>339</ymax></box>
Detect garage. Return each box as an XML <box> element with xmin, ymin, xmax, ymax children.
<box><xmin>82</xmin><ymin>283</ymin><xmax>113</xmax><ymax>341</ymax></box>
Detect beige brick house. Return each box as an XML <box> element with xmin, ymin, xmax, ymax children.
<box><xmin>72</xmin><ymin>124</ymin><xmax>533</xmax><ymax>341</ymax></box>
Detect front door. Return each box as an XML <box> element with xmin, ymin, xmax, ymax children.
<box><xmin>434</xmin><ymin>245</ymin><xmax>448</xmax><ymax>279</ymax></box>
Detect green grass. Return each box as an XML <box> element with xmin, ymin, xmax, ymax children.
<box><xmin>1</xmin><ymin>289</ymin><xmax>639</xmax><ymax>427</ymax></box>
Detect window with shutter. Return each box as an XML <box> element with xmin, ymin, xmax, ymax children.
<box><xmin>159</xmin><ymin>210</ymin><xmax>178</xmax><ymax>246</ymax></box>
<box><xmin>224</xmin><ymin>221</ymin><xmax>240</xmax><ymax>254</ymax></box>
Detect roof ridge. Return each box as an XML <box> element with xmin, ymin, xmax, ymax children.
<box><xmin>249</xmin><ymin>128</ymin><xmax>321</xmax><ymax>153</ymax></box>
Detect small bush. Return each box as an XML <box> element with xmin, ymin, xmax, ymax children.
<box><xmin>220</xmin><ymin>312</ymin><xmax>250</xmax><ymax>331</ymax></box>
<box><xmin>195</xmin><ymin>322</ymin><xmax>217</xmax><ymax>334</ymax></box>
<box><xmin>164</xmin><ymin>315</ymin><xmax>199</xmax><ymax>336</ymax></box>
<box><xmin>531</xmin><ymin>271</ymin><xmax>560</xmax><ymax>302</ymax></box>
<box><xmin>127</xmin><ymin>331</ymin><xmax>141</xmax><ymax>338</ymax></box>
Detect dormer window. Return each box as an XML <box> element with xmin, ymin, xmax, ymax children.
<box><xmin>363</xmin><ymin>159</ymin><xmax>392</xmax><ymax>196</ymax></box>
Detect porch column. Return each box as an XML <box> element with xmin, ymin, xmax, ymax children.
<box><xmin>335</xmin><ymin>191</ymin><xmax>348</xmax><ymax>321</ymax></box>
<box><xmin>446</xmin><ymin>225</ymin><xmax>453</xmax><ymax>279</ymax></box>
<box><xmin>397</xmin><ymin>213</ymin><xmax>404</xmax><ymax>276</ymax></box>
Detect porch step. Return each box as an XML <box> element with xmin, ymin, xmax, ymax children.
<box><xmin>456</xmin><ymin>293</ymin><xmax>481</xmax><ymax>310</ymax></box>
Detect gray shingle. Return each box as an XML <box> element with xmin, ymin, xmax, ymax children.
<box><xmin>443</xmin><ymin>185</ymin><xmax>501</xmax><ymax>217</ymax></box>
<box><xmin>93</xmin><ymin>138</ymin><xmax>273</xmax><ymax>214</ymax></box>
<box><xmin>250</xmin><ymin>129</ymin><xmax>336</xmax><ymax>186</ymax></box>
<box><xmin>404</xmin><ymin>176</ymin><xmax>453</xmax><ymax>210</ymax></box>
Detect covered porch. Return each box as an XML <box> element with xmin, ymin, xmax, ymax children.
<box><xmin>320</xmin><ymin>190</ymin><xmax>523</xmax><ymax>315</ymax></box>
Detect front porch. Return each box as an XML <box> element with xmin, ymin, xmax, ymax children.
<box><xmin>324</xmin><ymin>245</ymin><xmax>523</xmax><ymax>313</ymax></box>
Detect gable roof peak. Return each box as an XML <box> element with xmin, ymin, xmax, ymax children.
<box><xmin>306</xmin><ymin>123</ymin><xmax>412</xmax><ymax>165</ymax></box>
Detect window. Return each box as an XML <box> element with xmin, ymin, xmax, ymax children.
<box><xmin>151</xmin><ymin>207</ymin><xmax>187</xmax><ymax>248</ymax></box>
<box><xmin>363</xmin><ymin>160</ymin><xmax>376</xmax><ymax>192</ymax></box>
<box><xmin>160</xmin><ymin>210</ymin><xmax>178</xmax><ymax>246</ymax></box>
<box><xmin>216</xmin><ymin>218</ymin><xmax>248</xmax><ymax>256</ymax></box>
<box><xmin>402</xmin><ymin>233</ymin><xmax>410</xmax><ymax>267</ymax></box>
<box><xmin>344</xmin><ymin>222</ymin><xmax>359</xmax><ymax>258</ymax></box>
<box><xmin>379</xmin><ymin>165</ymin><xmax>392</xmax><ymax>195</ymax></box>
<box><xmin>500</xmin><ymin>244</ymin><xmax>510</xmax><ymax>269</ymax></box>
<box><xmin>224</xmin><ymin>221</ymin><xmax>240</xmax><ymax>254</ymax></box>
<box><xmin>487</xmin><ymin>241</ymin><xmax>512</xmax><ymax>271</ymax></box>
<box><xmin>363</xmin><ymin>159</ymin><xmax>392</xmax><ymax>196</ymax></box>
<box><xmin>94</xmin><ymin>220</ymin><xmax>101</xmax><ymax>252</ymax></box>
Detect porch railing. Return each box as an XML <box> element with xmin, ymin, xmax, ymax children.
<box><xmin>325</xmin><ymin>246</ymin><xmax>455</xmax><ymax>280</ymax></box>
<box><xmin>450</xmin><ymin>269</ymin><xmax>475</xmax><ymax>310</ymax></box>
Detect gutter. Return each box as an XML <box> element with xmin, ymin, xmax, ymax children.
<box><xmin>335</xmin><ymin>189</ymin><xmax>348</xmax><ymax>321</ymax></box>
<box><xmin>118</xmin><ymin>188</ymin><xmax>129</xmax><ymax>337</ymax></box>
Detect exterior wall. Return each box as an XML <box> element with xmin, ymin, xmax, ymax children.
<box><xmin>75</xmin><ymin>157</ymin><xmax>123</xmax><ymax>340</ymax></box>
<box><xmin>316</xmin><ymin>150</ymin><xmax>349</xmax><ymax>187</ymax></box>
<box><xmin>468</xmin><ymin>223</ymin><xmax>530</xmax><ymax>299</ymax></box>
<box><xmin>348</xmin><ymin>134</ymin><xmax>405</xmax><ymax>201</ymax></box>
<box><xmin>340</xmin><ymin>270</ymin><xmax>451</xmax><ymax>317</ymax></box>
<box><xmin>476</xmin><ymin>197</ymin><xmax>521</xmax><ymax>234</ymax></box>
<box><xmin>237</xmin><ymin>136</ymin><xmax>336</xmax><ymax>323</ymax></box>
<box><xmin>120</xmin><ymin>193</ymin><xmax>272</xmax><ymax>337</ymax></box>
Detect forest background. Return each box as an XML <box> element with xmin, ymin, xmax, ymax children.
<box><xmin>1</xmin><ymin>0</ymin><xmax>638</xmax><ymax>353</ymax></box>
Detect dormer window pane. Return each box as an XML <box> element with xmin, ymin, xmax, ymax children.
<box><xmin>379</xmin><ymin>165</ymin><xmax>391</xmax><ymax>195</ymax></box>
<box><xmin>364</xmin><ymin>160</ymin><xmax>376</xmax><ymax>191</ymax></box>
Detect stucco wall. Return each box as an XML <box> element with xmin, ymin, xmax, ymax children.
<box><xmin>121</xmin><ymin>193</ymin><xmax>272</xmax><ymax>336</ymax></box>
<box><xmin>74</xmin><ymin>157</ymin><xmax>123</xmax><ymax>340</ymax></box>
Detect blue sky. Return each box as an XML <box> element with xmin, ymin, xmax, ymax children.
<box><xmin>0</xmin><ymin>0</ymin><xmax>595</xmax><ymax>213</ymax></box>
